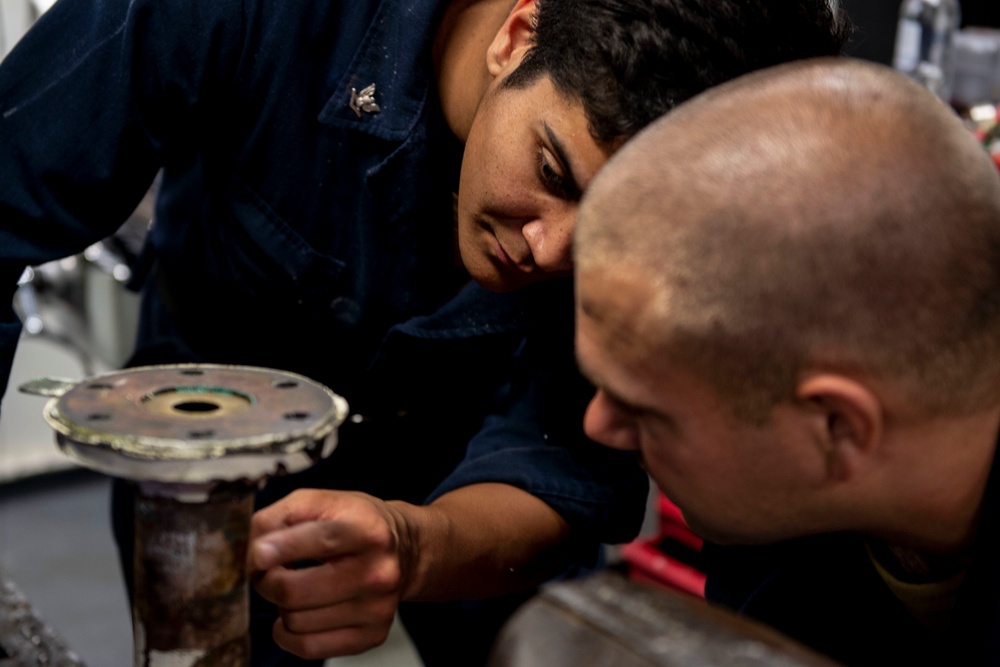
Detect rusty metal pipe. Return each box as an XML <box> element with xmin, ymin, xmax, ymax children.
<box><xmin>132</xmin><ymin>481</ymin><xmax>254</xmax><ymax>666</ymax></box>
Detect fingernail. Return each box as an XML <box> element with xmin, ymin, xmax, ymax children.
<box><xmin>255</xmin><ymin>541</ymin><xmax>279</xmax><ymax>568</ymax></box>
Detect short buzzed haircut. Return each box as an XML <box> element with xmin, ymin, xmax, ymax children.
<box><xmin>576</xmin><ymin>58</ymin><xmax>1000</xmax><ymax>423</ymax></box>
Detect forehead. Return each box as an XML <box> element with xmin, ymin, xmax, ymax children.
<box><xmin>577</xmin><ymin>267</ymin><xmax>651</xmax><ymax>332</ymax></box>
<box><xmin>576</xmin><ymin>267</ymin><xmax>664</xmax><ymax>381</ymax></box>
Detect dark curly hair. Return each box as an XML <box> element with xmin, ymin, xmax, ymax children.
<box><xmin>504</xmin><ymin>0</ymin><xmax>851</xmax><ymax>145</ymax></box>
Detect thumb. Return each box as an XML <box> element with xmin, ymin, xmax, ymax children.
<box><xmin>250</xmin><ymin>520</ymin><xmax>341</xmax><ymax>571</ymax></box>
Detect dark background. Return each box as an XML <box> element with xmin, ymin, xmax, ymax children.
<box><xmin>841</xmin><ymin>0</ymin><xmax>1000</xmax><ymax>64</ymax></box>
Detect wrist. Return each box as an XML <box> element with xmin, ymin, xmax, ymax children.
<box><xmin>385</xmin><ymin>500</ymin><xmax>449</xmax><ymax>601</ymax></box>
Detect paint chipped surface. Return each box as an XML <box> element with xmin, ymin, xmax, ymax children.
<box><xmin>147</xmin><ymin>648</ymin><xmax>207</xmax><ymax>667</ymax></box>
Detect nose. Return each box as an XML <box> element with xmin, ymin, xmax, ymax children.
<box><xmin>583</xmin><ymin>390</ymin><xmax>640</xmax><ymax>451</ymax></box>
<box><xmin>522</xmin><ymin>213</ymin><xmax>574</xmax><ymax>274</ymax></box>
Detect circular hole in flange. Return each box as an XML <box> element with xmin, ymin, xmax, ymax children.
<box><xmin>188</xmin><ymin>430</ymin><xmax>216</xmax><ymax>439</ymax></box>
<box><xmin>87</xmin><ymin>383</ymin><xmax>114</xmax><ymax>391</ymax></box>
<box><xmin>172</xmin><ymin>401</ymin><xmax>221</xmax><ymax>414</ymax></box>
<box><xmin>179</xmin><ymin>369</ymin><xmax>205</xmax><ymax>376</ymax></box>
<box><xmin>142</xmin><ymin>387</ymin><xmax>254</xmax><ymax>418</ymax></box>
<box><xmin>284</xmin><ymin>411</ymin><xmax>311</xmax><ymax>421</ymax></box>
<box><xmin>273</xmin><ymin>380</ymin><xmax>299</xmax><ymax>389</ymax></box>
<box><xmin>87</xmin><ymin>413</ymin><xmax>111</xmax><ymax>421</ymax></box>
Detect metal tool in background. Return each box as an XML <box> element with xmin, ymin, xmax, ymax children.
<box><xmin>0</xmin><ymin>566</ymin><xmax>84</xmax><ymax>667</ymax></box>
<box><xmin>20</xmin><ymin>364</ymin><xmax>349</xmax><ymax>667</ymax></box>
<box><xmin>13</xmin><ymin>213</ymin><xmax>151</xmax><ymax>378</ymax></box>
<box><xmin>489</xmin><ymin>569</ymin><xmax>842</xmax><ymax>667</ymax></box>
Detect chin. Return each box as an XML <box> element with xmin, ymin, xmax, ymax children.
<box><xmin>460</xmin><ymin>245</ymin><xmax>524</xmax><ymax>293</ymax></box>
<box><xmin>691</xmin><ymin>522</ymin><xmax>793</xmax><ymax>547</ymax></box>
<box><xmin>679</xmin><ymin>515</ymin><xmax>744</xmax><ymax>547</ymax></box>
<box><xmin>469</xmin><ymin>268</ymin><xmax>524</xmax><ymax>293</ymax></box>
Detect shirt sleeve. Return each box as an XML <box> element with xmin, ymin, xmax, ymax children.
<box><xmin>426</xmin><ymin>324</ymin><xmax>650</xmax><ymax>548</ymax></box>
<box><xmin>0</xmin><ymin>0</ymin><xmax>247</xmax><ymax>403</ymax></box>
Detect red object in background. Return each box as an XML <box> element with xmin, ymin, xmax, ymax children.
<box><xmin>969</xmin><ymin>104</ymin><xmax>1000</xmax><ymax>171</ymax></box>
<box><xmin>619</xmin><ymin>493</ymin><xmax>707</xmax><ymax>598</ymax></box>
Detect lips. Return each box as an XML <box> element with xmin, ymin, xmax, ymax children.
<box><xmin>490</xmin><ymin>228</ymin><xmax>533</xmax><ymax>271</ymax></box>
<box><xmin>491</xmin><ymin>235</ymin><xmax>511</xmax><ymax>266</ymax></box>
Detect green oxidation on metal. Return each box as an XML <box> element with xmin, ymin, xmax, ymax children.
<box><xmin>142</xmin><ymin>386</ymin><xmax>258</xmax><ymax>405</ymax></box>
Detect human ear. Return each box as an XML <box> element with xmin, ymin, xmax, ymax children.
<box><xmin>796</xmin><ymin>375</ymin><xmax>883</xmax><ymax>483</ymax></box>
<box><xmin>486</xmin><ymin>0</ymin><xmax>538</xmax><ymax>77</ymax></box>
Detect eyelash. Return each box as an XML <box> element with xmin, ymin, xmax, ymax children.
<box><xmin>607</xmin><ymin>392</ymin><xmax>675</xmax><ymax>433</ymax></box>
<box><xmin>606</xmin><ymin>392</ymin><xmax>642</xmax><ymax>419</ymax></box>
<box><xmin>537</xmin><ymin>149</ymin><xmax>576</xmax><ymax>200</ymax></box>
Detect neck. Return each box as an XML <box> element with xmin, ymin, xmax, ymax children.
<box><xmin>869</xmin><ymin>407</ymin><xmax>1000</xmax><ymax>560</ymax></box>
<box><xmin>433</xmin><ymin>0</ymin><xmax>513</xmax><ymax>141</ymax></box>
<box><xmin>868</xmin><ymin>539</ymin><xmax>968</xmax><ymax>583</ymax></box>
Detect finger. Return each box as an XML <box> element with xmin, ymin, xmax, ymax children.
<box><xmin>273</xmin><ymin>619</ymin><xmax>392</xmax><ymax>661</ymax></box>
<box><xmin>251</xmin><ymin>493</ymin><xmax>398</xmax><ymax>571</ymax></box>
<box><xmin>278</xmin><ymin>595</ymin><xmax>399</xmax><ymax>635</ymax></box>
<box><xmin>250</xmin><ymin>489</ymin><xmax>328</xmax><ymax>540</ymax></box>
<box><xmin>251</xmin><ymin>519</ymin><xmax>367</xmax><ymax>571</ymax></box>
<box><xmin>255</xmin><ymin>561</ymin><xmax>348</xmax><ymax>609</ymax></box>
<box><xmin>253</xmin><ymin>555</ymin><xmax>402</xmax><ymax>609</ymax></box>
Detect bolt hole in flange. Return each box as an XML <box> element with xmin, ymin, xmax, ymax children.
<box><xmin>86</xmin><ymin>378</ymin><xmax>126</xmax><ymax>391</ymax></box>
<box><xmin>273</xmin><ymin>380</ymin><xmax>299</xmax><ymax>389</ymax></box>
<box><xmin>284</xmin><ymin>411</ymin><xmax>311</xmax><ymax>421</ymax></box>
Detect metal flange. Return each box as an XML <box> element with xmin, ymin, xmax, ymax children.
<box><xmin>20</xmin><ymin>364</ymin><xmax>349</xmax><ymax>486</ymax></box>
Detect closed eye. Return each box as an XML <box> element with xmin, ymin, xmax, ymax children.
<box><xmin>537</xmin><ymin>147</ymin><xmax>578</xmax><ymax>200</ymax></box>
<box><xmin>541</xmin><ymin>123</ymin><xmax>583</xmax><ymax>200</ymax></box>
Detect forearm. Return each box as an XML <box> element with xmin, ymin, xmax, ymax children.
<box><xmin>391</xmin><ymin>482</ymin><xmax>571</xmax><ymax>602</ymax></box>
<box><xmin>249</xmin><ymin>484</ymin><xmax>576</xmax><ymax>658</ymax></box>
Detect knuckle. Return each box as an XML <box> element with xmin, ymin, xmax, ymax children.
<box><xmin>348</xmin><ymin>625</ymin><xmax>389</xmax><ymax>654</ymax></box>
<box><xmin>267</xmin><ymin>577</ymin><xmax>297</xmax><ymax>607</ymax></box>
<box><xmin>317</xmin><ymin>525</ymin><xmax>342</xmax><ymax>553</ymax></box>
<box><xmin>275</xmin><ymin>625</ymin><xmax>330</xmax><ymax>661</ymax></box>
<box><xmin>280</xmin><ymin>613</ymin><xmax>302</xmax><ymax>634</ymax></box>
<box><xmin>370</xmin><ymin>596</ymin><xmax>399</xmax><ymax>623</ymax></box>
<box><xmin>367</xmin><ymin>623</ymin><xmax>391</xmax><ymax>648</ymax></box>
<box><xmin>365</xmin><ymin>560</ymin><xmax>402</xmax><ymax>593</ymax></box>
<box><xmin>292</xmin><ymin>638</ymin><xmax>327</xmax><ymax>661</ymax></box>
<box><xmin>370</xmin><ymin>526</ymin><xmax>395</xmax><ymax>552</ymax></box>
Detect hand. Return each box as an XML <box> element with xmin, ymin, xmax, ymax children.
<box><xmin>249</xmin><ymin>489</ymin><xmax>414</xmax><ymax>660</ymax></box>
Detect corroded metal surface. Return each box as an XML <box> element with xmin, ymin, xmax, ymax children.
<box><xmin>0</xmin><ymin>567</ymin><xmax>85</xmax><ymax>667</ymax></box>
<box><xmin>22</xmin><ymin>364</ymin><xmax>349</xmax><ymax>484</ymax></box>
<box><xmin>489</xmin><ymin>570</ymin><xmax>843</xmax><ymax>667</ymax></box>
<box><xmin>133</xmin><ymin>484</ymin><xmax>253</xmax><ymax>667</ymax></box>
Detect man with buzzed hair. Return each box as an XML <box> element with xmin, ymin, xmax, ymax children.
<box><xmin>574</xmin><ymin>57</ymin><xmax>1000</xmax><ymax>665</ymax></box>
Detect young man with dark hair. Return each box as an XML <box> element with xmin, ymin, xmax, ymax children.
<box><xmin>0</xmin><ymin>1</ymin><xmax>847</xmax><ymax>664</ymax></box>
<box><xmin>576</xmin><ymin>57</ymin><xmax>1000</xmax><ymax>665</ymax></box>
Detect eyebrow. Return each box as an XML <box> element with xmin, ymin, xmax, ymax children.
<box><xmin>544</xmin><ymin>122</ymin><xmax>583</xmax><ymax>199</ymax></box>
<box><xmin>575</xmin><ymin>347</ymin><xmax>678</xmax><ymax>431</ymax></box>
<box><xmin>575</xmin><ymin>350</ymin><xmax>633</xmax><ymax>411</ymax></box>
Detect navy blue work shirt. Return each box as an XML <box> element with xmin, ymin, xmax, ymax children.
<box><xmin>0</xmin><ymin>0</ymin><xmax>649</xmax><ymax>664</ymax></box>
<box><xmin>703</xmin><ymin>438</ymin><xmax>1000</xmax><ymax>666</ymax></box>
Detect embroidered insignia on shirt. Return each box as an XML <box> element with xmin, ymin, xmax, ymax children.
<box><xmin>349</xmin><ymin>83</ymin><xmax>381</xmax><ymax>118</ymax></box>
